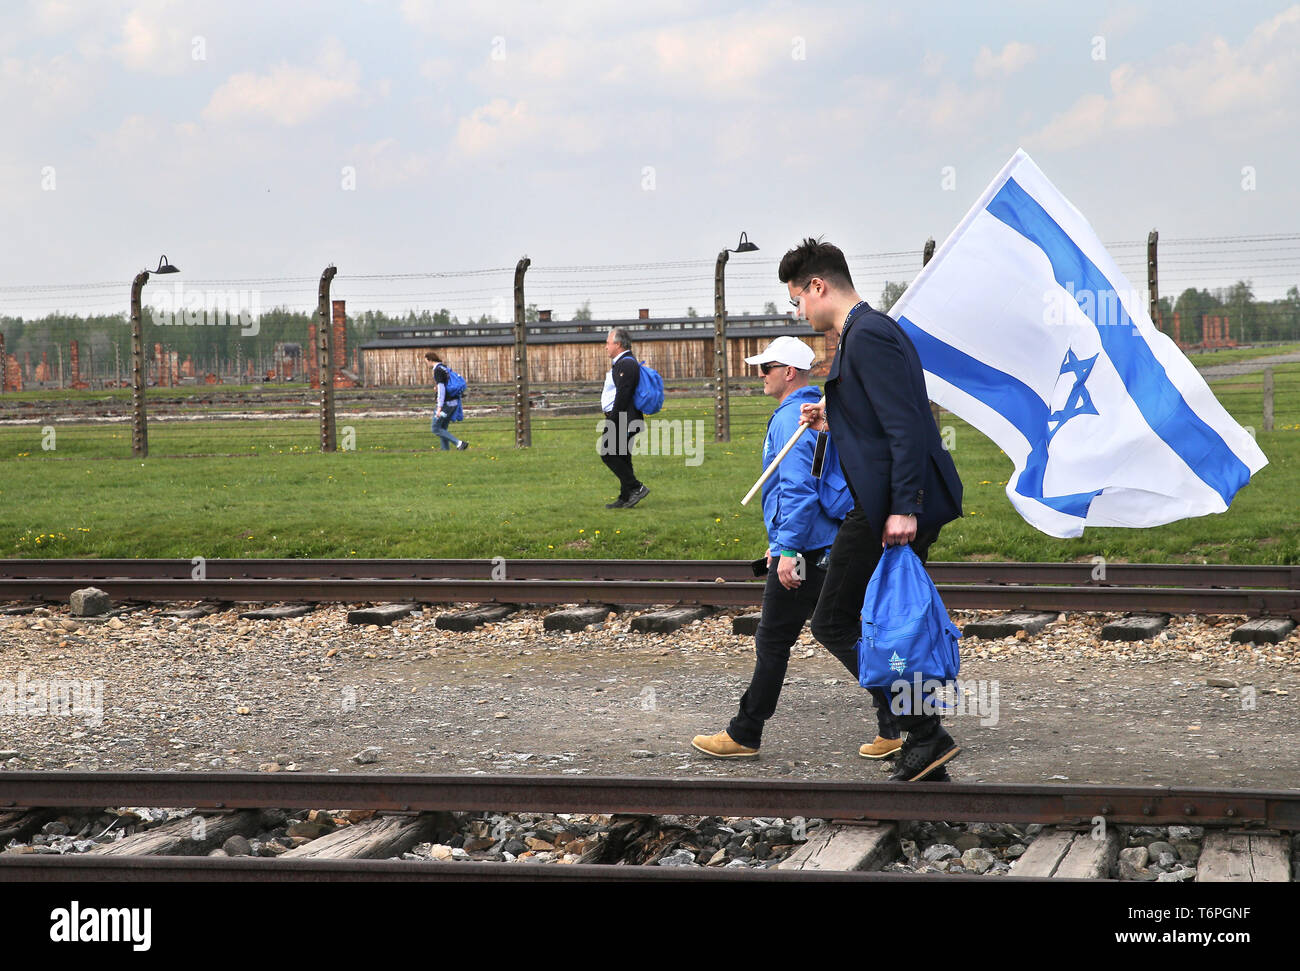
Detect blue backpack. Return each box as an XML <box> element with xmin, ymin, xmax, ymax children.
<box><xmin>858</xmin><ymin>545</ymin><xmax>960</xmax><ymax>713</ymax></box>
<box><xmin>439</xmin><ymin>365</ymin><xmax>466</xmax><ymax>422</ymax></box>
<box><xmin>444</xmin><ymin>367</ymin><xmax>467</xmax><ymax>401</ymax></box>
<box><xmin>816</xmin><ymin>434</ymin><xmax>854</xmax><ymax>521</ymax></box>
<box><xmin>633</xmin><ymin>362</ymin><xmax>664</xmax><ymax>415</ymax></box>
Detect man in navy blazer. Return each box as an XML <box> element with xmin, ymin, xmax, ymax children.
<box><xmin>780</xmin><ymin>237</ymin><xmax>964</xmax><ymax>781</ymax></box>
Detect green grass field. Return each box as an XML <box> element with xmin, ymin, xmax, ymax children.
<box><xmin>1181</xmin><ymin>341</ymin><xmax>1300</xmax><ymax>367</ymax></box>
<box><xmin>1</xmin><ymin>361</ymin><xmax>1297</xmax><ymax>564</ymax></box>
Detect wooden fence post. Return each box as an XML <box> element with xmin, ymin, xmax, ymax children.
<box><xmin>513</xmin><ymin>256</ymin><xmax>532</xmax><ymax>448</ymax></box>
<box><xmin>1263</xmin><ymin>367</ymin><xmax>1274</xmax><ymax>432</ymax></box>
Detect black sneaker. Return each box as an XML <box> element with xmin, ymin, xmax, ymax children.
<box><xmin>889</xmin><ymin>725</ymin><xmax>960</xmax><ymax>782</ymax></box>
<box><xmin>623</xmin><ymin>484</ymin><xmax>649</xmax><ymax>508</ymax></box>
<box><xmin>456</xmin><ymin>441</ymin><xmax>469</xmax><ymax>450</ymax></box>
<box><xmin>605</xmin><ymin>498</ymin><xmax>628</xmax><ymax>509</ymax></box>
<box><xmin>875</xmin><ymin>761</ymin><xmax>949</xmax><ymax>781</ymax></box>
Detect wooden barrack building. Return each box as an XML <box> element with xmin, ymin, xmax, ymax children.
<box><xmin>359</xmin><ymin>309</ymin><xmax>833</xmax><ymax>387</ymax></box>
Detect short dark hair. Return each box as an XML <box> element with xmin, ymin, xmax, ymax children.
<box><xmin>425</xmin><ymin>351</ymin><xmax>442</xmax><ymax>363</ymax></box>
<box><xmin>778</xmin><ymin>237</ymin><xmax>854</xmax><ymax>291</ymax></box>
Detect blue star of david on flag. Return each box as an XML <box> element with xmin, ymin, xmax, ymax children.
<box><xmin>888</xmin><ymin>651</ymin><xmax>906</xmax><ymax>675</ymax></box>
<box><xmin>1046</xmin><ymin>348</ymin><xmax>1099</xmax><ymax>442</ymax></box>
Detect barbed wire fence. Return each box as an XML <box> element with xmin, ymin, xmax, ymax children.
<box><xmin>1</xmin><ymin>232</ymin><xmax>1298</xmax><ymax>458</ymax></box>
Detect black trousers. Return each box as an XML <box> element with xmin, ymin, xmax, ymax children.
<box><xmin>727</xmin><ymin>557</ymin><xmax>827</xmax><ymax>749</ymax></box>
<box><xmin>810</xmin><ymin>506</ymin><xmax>943</xmax><ymax>736</ymax></box>
<box><xmin>599</xmin><ymin>415</ymin><xmax>642</xmax><ymax>499</ymax></box>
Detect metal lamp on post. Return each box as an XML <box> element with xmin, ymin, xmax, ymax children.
<box><xmin>713</xmin><ymin>231</ymin><xmax>758</xmax><ymax>442</ymax></box>
<box><xmin>129</xmin><ymin>256</ymin><xmax>179</xmax><ymax>458</ymax></box>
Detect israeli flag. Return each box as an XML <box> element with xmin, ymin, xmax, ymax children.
<box><xmin>891</xmin><ymin>149</ymin><xmax>1268</xmax><ymax>538</ymax></box>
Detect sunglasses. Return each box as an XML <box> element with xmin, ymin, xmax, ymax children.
<box><xmin>759</xmin><ymin>362</ymin><xmax>788</xmax><ymax>375</ymax></box>
<box><xmin>789</xmin><ymin>281</ymin><xmax>814</xmax><ymax>310</ymax></box>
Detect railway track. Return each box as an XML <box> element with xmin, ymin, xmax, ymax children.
<box><xmin>6</xmin><ymin>771</ymin><xmax>1297</xmax><ymax>823</ymax></box>
<box><xmin>3</xmin><ymin>560</ymin><xmax>1296</xmax><ymax>887</ymax></box>
<box><xmin>0</xmin><ymin>773</ymin><xmax>1293</xmax><ymax>882</ymax></box>
<box><xmin>2</xmin><ymin>558</ymin><xmax>1299</xmax><ymax>617</ymax></box>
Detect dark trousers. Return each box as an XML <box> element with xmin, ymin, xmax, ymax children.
<box><xmin>599</xmin><ymin>415</ymin><xmax>642</xmax><ymax>499</ymax></box>
<box><xmin>810</xmin><ymin>506</ymin><xmax>943</xmax><ymax>736</ymax></box>
<box><xmin>728</xmin><ymin>557</ymin><xmax>826</xmax><ymax>749</ymax></box>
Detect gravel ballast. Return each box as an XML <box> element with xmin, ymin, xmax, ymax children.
<box><xmin>1</xmin><ymin>604</ymin><xmax>1297</xmax><ymax>788</ymax></box>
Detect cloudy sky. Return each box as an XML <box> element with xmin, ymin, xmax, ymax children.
<box><xmin>2</xmin><ymin>0</ymin><xmax>1298</xmax><ymax>320</ymax></box>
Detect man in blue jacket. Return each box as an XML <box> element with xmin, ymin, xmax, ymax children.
<box><xmin>784</xmin><ymin>237</ymin><xmax>964</xmax><ymax>782</ymax></box>
<box><xmin>692</xmin><ymin>336</ymin><xmax>849</xmax><ymax>758</ymax></box>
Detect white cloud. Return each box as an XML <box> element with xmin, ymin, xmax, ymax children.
<box><xmin>1029</xmin><ymin>5</ymin><xmax>1300</xmax><ymax>150</ymax></box>
<box><xmin>32</xmin><ymin>0</ymin><xmax>83</xmax><ymax>33</ymax></box>
<box><xmin>712</xmin><ymin>111</ymin><xmax>764</xmax><ymax>165</ymax></box>
<box><xmin>917</xmin><ymin>80</ymin><xmax>1005</xmax><ymax>134</ymax></box>
<box><xmin>452</xmin><ymin>98</ymin><xmax>602</xmax><ymax>158</ymax></box>
<box><xmin>406</xmin><ymin>4</ymin><xmax>831</xmax><ymax>104</ymax></box>
<box><xmin>90</xmin><ymin>111</ymin><xmax>262</xmax><ymax>189</ymax></box>
<box><xmin>116</xmin><ymin>11</ymin><xmax>187</xmax><ymax>73</ymax></box>
<box><xmin>453</xmin><ymin>99</ymin><xmax>525</xmax><ymax>156</ymax></box>
<box><xmin>419</xmin><ymin>58</ymin><xmax>455</xmax><ymax>82</ymax></box>
<box><xmin>1028</xmin><ymin>93</ymin><xmax>1107</xmax><ymax>151</ymax></box>
<box><xmin>90</xmin><ymin>0</ymin><xmax>211</xmax><ymax>74</ymax></box>
<box><xmin>503</xmin><ymin>35</ymin><xmax>588</xmax><ymax>83</ymax></box>
<box><xmin>97</xmin><ymin>112</ymin><xmax>167</xmax><ymax>154</ymax></box>
<box><xmin>203</xmin><ymin>40</ymin><xmax>362</xmax><ymax>126</ymax></box>
<box><xmin>1098</xmin><ymin>7</ymin><xmax>1143</xmax><ymax>39</ymax></box>
<box><xmin>3</xmin><ymin>2</ymin><xmax>1296</xmax><ymax>306</ymax></box>
<box><xmin>0</xmin><ymin>53</ymin><xmax>93</xmax><ymax>112</ymax></box>
<box><xmin>398</xmin><ymin>0</ymin><xmax>688</xmax><ymax>37</ymax></box>
<box><xmin>649</xmin><ymin>18</ymin><xmax>806</xmax><ymax>95</ymax></box>
<box><xmin>972</xmin><ymin>41</ymin><xmax>1036</xmax><ymax>79</ymax></box>
<box><xmin>348</xmin><ymin>138</ymin><xmax>432</xmax><ymax>188</ymax></box>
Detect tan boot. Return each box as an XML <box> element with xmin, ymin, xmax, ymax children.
<box><xmin>859</xmin><ymin>735</ymin><xmax>903</xmax><ymax>759</ymax></box>
<box><xmin>691</xmin><ymin>730</ymin><xmax>759</xmax><ymax>759</ymax></box>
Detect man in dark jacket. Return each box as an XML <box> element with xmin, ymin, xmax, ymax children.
<box><xmin>782</xmin><ymin>237</ymin><xmax>964</xmax><ymax>781</ymax></box>
<box><xmin>599</xmin><ymin>327</ymin><xmax>649</xmax><ymax>508</ymax></box>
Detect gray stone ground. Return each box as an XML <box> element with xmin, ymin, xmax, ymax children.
<box><xmin>2</xmin><ymin>605</ymin><xmax>1297</xmax><ymax>789</ymax></box>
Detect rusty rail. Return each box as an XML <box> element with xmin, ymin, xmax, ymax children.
<box><xmin>2</xmin><ymin>558</ymin><xmax>1296</xmax><ymax>589</ymax></box>
<box><xmin>0</xmin><ymin>855</ymin><xmax>1060</xmax><ymax>882</ymax></box>
<box><xmin>2</xmin><ymin>577</ymin><xmax>1299</xmax><ymax>616</ymax></box>
<box><xmin>1</xmin><ymin>772</ymin><xmax>1296</xmax><ymax>828</ymax></box>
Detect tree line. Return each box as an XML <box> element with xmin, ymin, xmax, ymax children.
<box><xmin>877</xmin><ymin>280</ymin><xmax>1300</xmax><ymax>345</ymax></box>
<box><xmin>3</xmin><ymin>282</ymin><xmax>1299</xmax><ymax>382</ymax></box>
<box><xmin>0</xmin><ymin>307</ymin><xmax>499</xmax><ymax>380</ymax></box>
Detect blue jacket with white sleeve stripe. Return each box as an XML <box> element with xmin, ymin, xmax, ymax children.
<box><xmin>761</xmin><ymin>384</ymin><xmax>842</xmax><ymax>555</ymax></box>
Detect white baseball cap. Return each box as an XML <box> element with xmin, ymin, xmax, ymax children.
<box><xmin>744</xmin><ymin>335</ymin><xmax>816</xmax><ymax>370</ymax></box>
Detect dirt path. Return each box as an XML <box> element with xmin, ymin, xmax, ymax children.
<box><xmin>3</xmin><ymin>606</ymin><xmax>1297</xmax><ymax>789</ymax></box>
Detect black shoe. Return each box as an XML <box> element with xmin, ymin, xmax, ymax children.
<box><xmin>623</xmin><ymin>484</ymin><xmax>649</xmax><ymax>508</ymax></box>
<box><xmin>456</xmin><ymin>441</ymin><xmax>469</xmax><ymax>450</ymax></box>
<box><xmin>889</xmin><ymin>725</ymin><xmax>960</xmax><ymax>782</ymax></box>
<box><xmin>605</xmin><ymin>498</ymin><xmax>628</xmax><ymax>509</ymax></box>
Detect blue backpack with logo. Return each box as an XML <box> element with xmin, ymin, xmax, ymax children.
<box><xmin>633</xmin><ymin>362</ymin><xmax>664</xmax><ymax>415</ymax></box>
<box><xmin>858</xmin><ymin>545</ymin><xmax>960</xmax><ymax>712</ymax></box>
